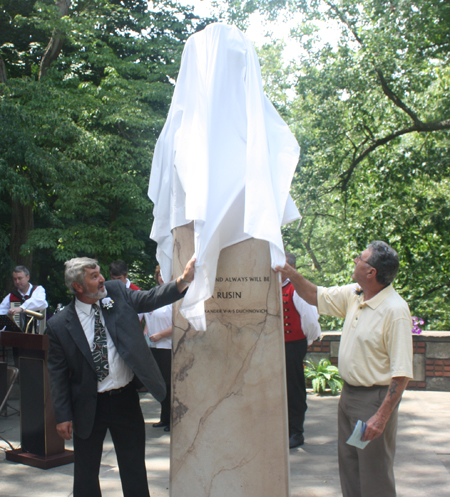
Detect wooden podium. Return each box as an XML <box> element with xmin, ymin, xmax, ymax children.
<box><xmin>0</xmin><ymin>331</ymin><xmax>74</xmax><ymax>469</ymax></box>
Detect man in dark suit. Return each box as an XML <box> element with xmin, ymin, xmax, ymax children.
<box><xmin>47</xmin><ymin>256</ymin><xmax>195</xmax><ymax>497</ymax></box>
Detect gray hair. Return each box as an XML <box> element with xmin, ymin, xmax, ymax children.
<box><xmin>285</xmin><ymin>251</ymin><xmax>297</xmax><ymax>268</ymax></box>
<box><xmin>65</xmin><ymin>257</ymin><xmax>99</xmax><ymax>294</ymax></box>
<box><xmin>13</xmin><ymin>265</ymin><xmax>30</xmax><ymax>277</ymax></box>
<box><xmin>367</xmin><ymin>241</ymin><xmax>399</xmax><ymax>286</ymax></box>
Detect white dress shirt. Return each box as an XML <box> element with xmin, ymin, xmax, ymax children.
<box><xmin>0</xmin><ymin>284</ymin><xmax>48</xmax><ymax>315</ymax></box>
<box><xmin>75</xmin><ymin>298</ymin><xmax>133</xmax><ymax>393</ymax></box>
<box><xmin>144</xmin><ymin>304</ymin><xmax>172</xmax><ymax>350</ymax></box>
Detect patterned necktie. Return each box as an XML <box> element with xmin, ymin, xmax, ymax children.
<box><xmin>91</xmin><ymin>304</ymin><xmax>109</xmax><ymax>382</ymax></box>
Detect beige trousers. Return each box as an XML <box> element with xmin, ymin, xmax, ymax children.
<box><xmin>338</xmin><ymin>382</ymin><xmax>399</xmax><ymax>497</ymax></box>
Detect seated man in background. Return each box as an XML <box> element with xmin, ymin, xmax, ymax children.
<box><xmin>0</xmin><ymin>265</ymin><xmax>48</xmax><ymax>332</ymax></box>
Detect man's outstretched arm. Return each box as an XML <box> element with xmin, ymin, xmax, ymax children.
<box><xmin>274</xmin><ymin>264</ymin><xmax>318</xmax><ymax>307</ymax></box>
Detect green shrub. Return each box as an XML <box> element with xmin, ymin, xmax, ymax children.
<box><xmin>304</xmin><ymin>359</ymin><xmax>343</xmax><ymax>395</ymax></box>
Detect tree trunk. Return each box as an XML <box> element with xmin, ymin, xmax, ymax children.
<box><xmin>39</xmin><ymin>0</ymin><xmax>71</xmax><ymax>80</ymax></box>
<box><xmin>0</xmin><ymin>55</ymin><xmax>7</xmax><ymax>84</ymax></box>
<box><xmin>10</xmin><ymin>200</ymin><xmax>34</xmax><ymax>269</ymax></box>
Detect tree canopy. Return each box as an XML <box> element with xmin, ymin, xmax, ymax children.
<box><xmin>1</xmin><ymin>0</ymin><xmax>449</xmax><ymax>329</ymax></box>
<box><xmin>248</xmin><ymin>0</ymin><xmax>450</xmax><ymax>329</ymax></box>
<box><xmin>0</xmin><ymin>0</ymin><xmax>210</xmax><ymax>305</ymax></box>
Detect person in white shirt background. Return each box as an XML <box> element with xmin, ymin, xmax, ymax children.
<box><xmin>144</xmin><ymin>265</ymin><xmax>173</xmax><ymax>432</ymax></box>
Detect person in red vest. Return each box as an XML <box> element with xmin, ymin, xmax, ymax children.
<box><xmin>0</xmin><ymin>265</ymin><xmax>48</xmax><ymax>330</ymax></box>
<box><xmin>109</xmin><ymin>261</ymin><xmax>141</xmax><ymax>290</ymax></box>
<box><xmin>282</xmin><ymin>252</ymin><xmax>321</xmax><ymax>449</ymax></box>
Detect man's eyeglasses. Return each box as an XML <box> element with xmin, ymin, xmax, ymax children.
<box><xmin>355</xmin><ymin>254</ymin><xmax>374</xmax><ymax>267</ymax></box>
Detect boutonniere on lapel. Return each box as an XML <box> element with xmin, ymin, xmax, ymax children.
<box><xmin>355</xmin><ymin>286</ymin><xmax>363</xmax><ymax>296</ymax></box>
<box><xmin>54</xmin><ymin>303</ymin><xmax>65</xmax><ymax>314</ymax></box>
<box><xmin>101</xmin><ymin>297</ymin><xmax>115</xmax><ymax>310</ymax></box>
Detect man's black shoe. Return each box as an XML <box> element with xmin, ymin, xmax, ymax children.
<box><xmin>289</xmin><ymin>434</ymin><xmax>304</xmax><ymax>449</ymax></box>
<box><xmin>153</xmin><ymin>421</ymin><xmax>169</xmax><ymax>428</ymax></box>
<box><xmin>164</xmin><ymin>425</ymin><xmax>170</xmax><ymax>432</ymax></box>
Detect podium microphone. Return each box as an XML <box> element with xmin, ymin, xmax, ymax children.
<box><xmin>24</xmin><ymin>309</ymin><xmax>45</xmax><ymax>320</ymax></box>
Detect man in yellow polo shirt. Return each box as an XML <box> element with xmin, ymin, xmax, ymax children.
<box><xmin>275</xmin><ymin>240</ymin><xmax>413</xmax><ymax>497</ymax></box>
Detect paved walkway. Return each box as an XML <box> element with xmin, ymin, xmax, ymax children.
<box><xmin>1</xmin><ymin>390</ymin><xmax>449</xmax><ymax>496</ymax></box>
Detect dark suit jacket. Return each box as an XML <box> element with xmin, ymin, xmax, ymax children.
<box><xmin>47</xmin><ymin>279</ymin><xmax>184</xmax><ymax>439</ymax></box>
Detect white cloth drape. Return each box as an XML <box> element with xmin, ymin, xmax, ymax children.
<box><xmin>149</xmin><ymin>23</ymin><xmax>300</xmax><ymax>331</ymax></box>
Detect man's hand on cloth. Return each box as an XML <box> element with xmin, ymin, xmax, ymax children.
<box><xmin>177</xmin><ymin>256</ymin><xmax>196</xmax><ymax>293</ymax></box>
<box><xmin>274</xmin><ymin>263</ymin><xmax>297</xmax><ymax>282</ymax></box>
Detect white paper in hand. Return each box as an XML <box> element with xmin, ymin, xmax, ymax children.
<box><xmin>346</xmin><ymin>420</ymin><xmax>370</xmax><ymax>449</ymax></box>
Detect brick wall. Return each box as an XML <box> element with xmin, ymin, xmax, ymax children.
<box><xmin>305</xmin><ymin>331</ymin><xmax>450</xmax><ymax>392</ymax></box>
<box><xmin>408</xmin><ymin>338</ymin><xmax>427</xmax><ymax>390</ymax></box>
<box><xmin>425</xmin><ymin>358</ymin><xmax>450</xmax><ymax>378</ymax></box>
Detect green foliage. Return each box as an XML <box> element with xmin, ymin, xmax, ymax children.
<box><xmin>258</xmin><ymin>41</ymin><xmax>293</xmax><ymax>118</ymax></box>
<box><xmin>304</xmin><ymin>358</ymin><xmax>343</xmax><ymax>395</ymax></box>
<box><xmin>2</xmin><ymin>0</ymin><xmax>450</xmax><ymax>330</ymax></box>
<box><xmin>238</xmin><ymin>0</ymin><xmax>450</xmax><ymax>330</ymax></box>
<box><xmin>0</xmin><ymin>0</ymin><xmax>212</xmax><ymax>306</ymax></box>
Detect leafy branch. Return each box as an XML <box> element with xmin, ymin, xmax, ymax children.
<box><xmin>323</xmin><ymin>0</ymin><xmax>450</xmax><ymax>191</ymax></box>
<box><xmin>339</xmin><ymin>119</ymin><xmax>450</xmax><ymax>191</ymax></box>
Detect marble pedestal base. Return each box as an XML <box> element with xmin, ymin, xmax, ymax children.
<box><xmin>171</xmin><ymin>224</ymin><xmax>290</xmax><ymax>497</ymax></box>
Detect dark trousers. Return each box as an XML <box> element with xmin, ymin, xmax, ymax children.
<box><xmin>151</xmin><ymin>348</ymin><xmax>172</xmax><ymax>425</ymax></box>
<box><xmin>285</xmin><ymin>338</ymin><xmax>308</xmax><ymax>437</ymax></box>
<box><xmin>338</xmin><ymin>382</ymin><xmax>399</xmax><ymax>497</ymax></box>
<box><xmin>73</xmin><ymin>382</ymin><xmax>150</xmax><ymax>497</ymax></box>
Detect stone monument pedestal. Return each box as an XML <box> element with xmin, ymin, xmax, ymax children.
<box><xmin>170</xmin><ymin>224</ymin><xmax>290</xmax><ymax>496</ymax></box>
